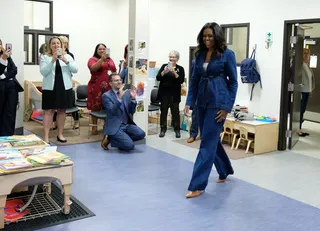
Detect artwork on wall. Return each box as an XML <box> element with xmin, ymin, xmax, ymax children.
<box><xmin>135</xmin><ymin>58</ymin><xmax>148</xmax><ymax>75</ymax></box>
<box><xmin>137</xmin><ymin>40</ymin><xmax>146</xmax><ymax>55</ymax></box>
<box><xmin>136</xmin><ymin>100</ymin><xmax>144</xmax><ymax>112</ymax></box>
<box><xmin>129</xmin><ymin>55</ymin><xmax>134</xmax><ymax>68</ymax></box>
<box><xmin>129</xmin><ymin>38</ymin><xmax>134</xmax><ymax>52</ymax></box>
<box><xmin>135</xmin><ymin>80</ymin><xmax>147</xmax><ymax>99</ymax></box>
<box><xmin>128</xmin><ymin>73</ymin><xmax>133</xmax><ymax>84</ymax></box>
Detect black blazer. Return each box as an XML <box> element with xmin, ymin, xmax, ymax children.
<box><xmin>156</xmin><ymin>63</ymin><xmax>185</xmax><ymax>103</ymax></box>
<box><xmin>0</xmin><ymin>57</ymin><xmax>24</xmax><ymax>92</ymax></box>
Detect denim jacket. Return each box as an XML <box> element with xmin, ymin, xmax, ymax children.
<box><xmin>186</xmin><ymin>48</ymin><xmax>238</xmax><ymax>112</ymax></box>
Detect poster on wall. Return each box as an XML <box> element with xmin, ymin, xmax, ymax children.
<box><xmin>135</xmin><ymin>80</ymin><xmax>147</xmax><ymax>99</ymax></box>
<box><xmin>128</xmin><ymin>73</ymin><xmax>133</xmax><ymax>84</ymax></box>
<box><xmin>128</xmin><ymin>55</ymin><xmax>134</xmax><ymax>68</ymax></box>
<box><xmin>135</xmin><ymin>58</ymin><xmax>148</xmax><ymax>75</ymax></box>
<box><xmin>137</xmin><ymin>40</ymin><xmax>146</xmax><ymax>55</ymax></box>
<box><xmin>136</xmin><ymin>100</ymin><xmax>144</xmax><ymax>112</ymax></box>
<box><xmin>129</xmin><ymin>38</ymin><xmax>134</xmax><ymax>52</ymax></box>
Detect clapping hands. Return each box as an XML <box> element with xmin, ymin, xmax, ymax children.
<box><xmin>0</xmin><ymin>46</ymin><xmax>10</xmax><ymax>60</ymax></box>
<box><xmin>130</xmin><ymin>86</ymin><xmax>137</xmax><ymax>100</ymax></box>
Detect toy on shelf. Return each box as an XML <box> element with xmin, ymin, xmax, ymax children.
<box><xmin>255</xmin><ymin>115</ymin><xmax>277</xmax><ymax>122</ymax></box>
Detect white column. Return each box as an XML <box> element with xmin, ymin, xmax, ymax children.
<box><xmin>128</xmin><ymin>0</ymin><xmax>150</xmax><ymax>133</ymax></box>
<box><xmin>3</xmin><ymin>0</ymin><xmax>24</xmax><ymax>134</ymax></box>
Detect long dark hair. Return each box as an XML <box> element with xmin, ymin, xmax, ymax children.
<box><xmin>93</xmin><ymin>43</ymin><xmax>107</xmax><ymax>58</ymax></box>
<box><xmin>195</xmin><ymin>22</ymin><xmax>227</xmax><ymax>58</ymax></box>
<box><xmin>124</xmin><ymin>44</ymin><xmax>128</xmax><ymax>59</ymax></box>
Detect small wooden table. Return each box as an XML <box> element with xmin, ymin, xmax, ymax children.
<box><xmin>0</xmin><ymin>160</ymin><xmax>73</xmax><ymax>229</ymax></box>
<box><xmin>226</xmin><ymin>118</ymin><xmax>279</xmax><ymax>154</ymax></box>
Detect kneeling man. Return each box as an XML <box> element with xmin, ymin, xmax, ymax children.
<box><xmin>101</xmin><ymin>73</ymin><xmax>145</xmax><ymax>151</ymax></box>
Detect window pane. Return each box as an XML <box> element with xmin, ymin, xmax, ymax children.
<box><xmin>225</xmin><ymin>27</ymin><xmax>248</xmax><ymax>64</ymax></box>
<box><xmin>24</xmin><ymin>1</ymin><xmax>50</xmax><ymax>31</ymax></box>
<box><xmin>24</xmin><ymin>34</ymin><xmax>33</xmax><ymax>63</ymax></box>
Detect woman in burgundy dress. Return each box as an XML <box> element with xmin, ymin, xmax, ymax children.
<box><xmin>87</xmin><ymin>43</ymin><xmax>116</xmax><ymax>135</ymax></box>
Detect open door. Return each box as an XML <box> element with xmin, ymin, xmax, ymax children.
<box><xmin>288</xmin><ymin>24</ymin><xmax>305</xmax><ymax>149</ymax></box>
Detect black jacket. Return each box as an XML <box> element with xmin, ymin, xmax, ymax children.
<box><xmin>156</xmin><ymin>63</ymin><xmax>185</xmax><ymax>103</ymax></box>
<box><xmin>0</xmin><ymin>57</ymin><xmax>24</xmax><ymax>92</ymax></box>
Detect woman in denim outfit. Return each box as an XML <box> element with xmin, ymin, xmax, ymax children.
<box><xmin>184</xmin><ymin>22</ymin><xmax>238</xmax><ymax>198</ymax></box>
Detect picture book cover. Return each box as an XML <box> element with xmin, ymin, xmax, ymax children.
<box><xmin>10</xmin><ymin>140</ymin><xmax>48</xmax><ymax>148</ymax></box>
<box><xmin>27</xmin><ymin>151</ymin><xmax>69</xmax><ymax>166</ymax></box>
<box><xmin>0</xmin><ymin>134</ymin><xmax>41</xmax><ymax>143</ymax></box>
<box><xmin>0</xmin><ymin>158</ymin><xmax>33</xmax><ymax>170</ymax></box>
<box><xmin>18</xmin><ymin>146</ymin><xmax>57</xmax><ymax>157</ymax></box>
<box><xmin>0</xmin><ymin>142</ymin><xmax>12</xmax><ymax>150</ymax></box>
<box><xmin>0</xmin><ymin>150</ymin><xmax>24</xmax><ymax>160</ymax></box>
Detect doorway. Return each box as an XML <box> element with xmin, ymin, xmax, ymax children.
<box><xmin>279</xmin><ymin>18</ymin><xmax>320</xmax><ymax>151</ymax></box>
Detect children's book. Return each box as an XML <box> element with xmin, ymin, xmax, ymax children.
<box><xmin>0</xmin><ymin>134</ymin><xmax>49</xmax><ymax>150</ymax></box>
<box><xmin>0</xmin><ymin>134</ymin><xmax>40</xmax><ymax>143</ymax></box>
<box><xmin>27</xmin><ymin>151</ymin><xmax>69</xmax><ymax>166</ymax></box>
<box><xmin>0</xmin><ymin>158</ymin><xmax>33</xmax><ymax>170</ymax></box>
<box><xmin>0</xmin><ymin>150</ymin><xmax>24</xmax><ymax>160</ymax></box>
<box><xmin>18</xmin><ymin>146</ymin><xmax>57</xmax><ymax>157</ymax></box>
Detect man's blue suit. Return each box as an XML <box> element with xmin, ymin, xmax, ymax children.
<box><xmin>102</xmin><ymin>89</ymin><xmax>145</xmax><ymax>151</ymax></box>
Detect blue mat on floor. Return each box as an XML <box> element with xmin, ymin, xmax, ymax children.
<box><xmin>39</xmin><ymin>143</ymin><xmax>320</xmax><ymax>231</ymax></box>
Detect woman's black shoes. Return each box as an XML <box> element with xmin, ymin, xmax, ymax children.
<box><xmin>57</xmin><ymin>136</ymin><xmax>67</xmax><ymax>143</ymax></box>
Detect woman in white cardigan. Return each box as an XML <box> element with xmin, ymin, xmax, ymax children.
<box><xmin>40</xmin><ymin>36</ymin><xmax>78</xmax><ymax>143</ymax></box>
<box><xmin>298</xmin><ymin>48</ymin><xmax>315</xmax><ymax>137</ymax></box>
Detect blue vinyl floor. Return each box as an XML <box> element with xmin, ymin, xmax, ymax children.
<box><xmin>39</xmin><ymin>142</ymin><xmax>320</xmax><ymax>231</ymax></box>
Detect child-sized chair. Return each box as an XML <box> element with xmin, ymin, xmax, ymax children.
<box><xmin>220</xmin><ymin>120</ymin><xmax>239</xmax><ymax>149</ymax></box>
<box><xmin>235</xmin><ymin>126</ymin><xmax>254</xmax><ymax>153</ymax></box>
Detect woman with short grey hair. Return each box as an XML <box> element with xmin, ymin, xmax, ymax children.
<box><xmin>156</xmin><ymin>50</ymin><xmax>185</xmax><ymax>138</ymax></box>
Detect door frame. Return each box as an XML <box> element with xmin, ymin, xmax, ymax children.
<box><xmin>279</xmin><ymin>18</ymin><xmax>320</xmax><ymax>150</ymax></box>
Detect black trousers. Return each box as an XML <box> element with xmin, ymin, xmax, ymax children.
<box><xmin>0</xmin><ymin>80</ymin><xmax>18</xmax><ymax>136</ymax></box>
<box><xmin>300</xmin><ymin>92</ymin><xmax>310</xmax><ymax>129</ymax></box>
<box><xmin>160</xmin><ymin>95</ymin><xmax>180</xmax><ymax>131</ymax></box>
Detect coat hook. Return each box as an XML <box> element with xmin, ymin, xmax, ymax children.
<box><xmin>253</xmin><ymin>44</ymin><xmax>257</xmax><ymax>51</ymax></box>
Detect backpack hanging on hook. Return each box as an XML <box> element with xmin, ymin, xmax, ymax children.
<box><xmin>240</xmin><ymin>45</ymin><xmax>262</xmax><ymax>101</ymax></box>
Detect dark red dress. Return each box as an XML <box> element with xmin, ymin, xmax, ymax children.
<box><xmin>87</xmin><ymin>57</ymin><xmax>116</xmax><ymax>111</ymax></box>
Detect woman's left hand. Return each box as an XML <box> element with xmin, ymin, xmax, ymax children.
<box><xmin>215</xmin><ymin>110</ymin><xmax>228</xmax><ymax>122</ymax></box>
<box><xmin>60</xmin><ymin>55</ymin><xmax>69</xmax><ymax>64</ymax></box>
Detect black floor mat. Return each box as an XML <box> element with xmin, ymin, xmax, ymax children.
<box><xmin>2</xmin><ymin>182</ymin><xmax>95</xmax><ymax>231</ymax></box>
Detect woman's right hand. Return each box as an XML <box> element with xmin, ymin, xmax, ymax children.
<box><xmin>1</xmin><ymin>49</ymin><xmax>9</xmax><ymax>60</ymax></box>
<box><xmin>162</xmin><ymin>65</ymin><xmax>169</xmax><ymax>76</ymax></box>
<box><xmin>52</xmin><ymin>52</ymin><xmax>58</xmax><ymax>63</ymax></box>
<box><xmin>184</xmin><ymin>105</ymin><xmax>190</xmax><ymax>116</ymax></box>
<box><xmin>100</xmin><ymin>52</ymin><xmax>107</xmax><ymax>62</ymax></box>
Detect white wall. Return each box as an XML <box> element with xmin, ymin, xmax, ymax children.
<box><xmin>20</xmin><ymin>0</ymin><xmax>320</xmax><ymax>119</ymax></box>
<box><xmin>1</xmin><ymin>0</ymin><xmax>24</xmax><ymax>131</ymax></box>
<box><xmin>305</xmin><ymin>23</ymin><xmax>320</xmax><ymax>37</ymax></box>
<box><xmin>24</xmin><ymin>0</ymin><xmax>120</xmax><ymax>85</ymax></box>
<box><xmin>145</xmin><ymin>0</ymin><xmax>320</xmax><ymax>118</ymax></box>
<box><xmin>114</xmin><ymin>0</ymin><xmax>129</xmax><ymax>63</ymax></box>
